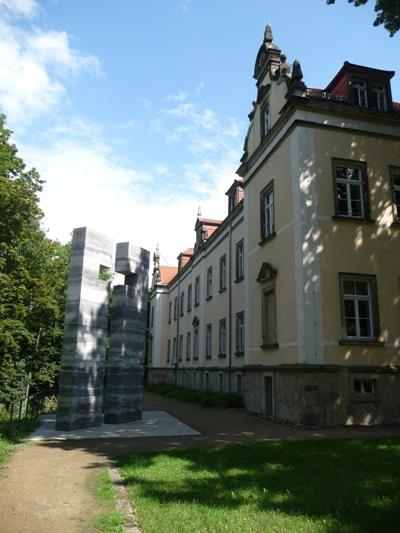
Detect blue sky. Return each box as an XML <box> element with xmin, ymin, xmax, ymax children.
<box><xmin>0</xmin><ymin>0</ymin><xmax>399</xmax><ymax>264</ymax></box>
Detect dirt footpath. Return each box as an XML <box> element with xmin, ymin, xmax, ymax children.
<box><xmin>0</xmin><ymin>443</ymin><xmax>107</xmax><ymax>533</ymax></box>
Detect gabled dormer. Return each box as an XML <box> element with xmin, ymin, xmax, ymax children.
<box><xmin>325</xmin><ymin>62</ymin><xmax>395</xmax><ymax>111</ymax></box>
<box><xmin>177</xmin><ymin>248</ymin><xmax>193</xmax><ymax>271</ymax></box>
<box><xmin>194</xmin><ymin>217</ymin><xmax>221</xmax><ymax>253</ymax></box>
<box><xmin>225</xmin><ymin>178</ymin><xmax>244</xmax><ymax>214</ymax></box>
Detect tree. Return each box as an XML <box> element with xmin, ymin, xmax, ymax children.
<box><xmin>327</xmin><ymin>0</ymin><xmax>400</xmax><ymax>36</ymax></box>
<box><xmin>0</xmin><ymin>114</ymin><xmax>70</xmax><ymax>409</ymax></box>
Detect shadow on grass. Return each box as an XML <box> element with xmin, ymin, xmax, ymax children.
<box><xmin>117</xmin><ymin>438</ymin><xmax>400</xmax><ymax>533</ymax></box>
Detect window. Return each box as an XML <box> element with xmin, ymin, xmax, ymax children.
<box><xmin>390</xmin><ymin>167</ymin><xmax>400</xmax><ymax>222</ymax></box>
<box><xmin>354</xmin><ymin>378</ymin><xmax>376</xmax><ymax>396</ymax></box>
<box><xmin>219</xmin><ymin>373</ymin><xmax>224</xmax><ymax>393</ymax></box>
<box><xmin>333</xmin><ymin>160</ymin><xmax>369</xmax><ymax>219</ymax></box>
<box><xmin>187</xmin><ymin>283</ymin><xmax>192</xmax><ymax>311</ymax></box>
<box><xmin>205</xmin><ymin>324</ymin><xmax>212</xmax><ymax>358</ymax></box>
<box><xmin>236</xmin><ymin>374</ymin><xmax>242</xmax><ymax>396</ymax></box>
<box><xmin>219</xmin><ymin>318</ymin><xmax>226</xmax><ymax>355</ymax></box>
<box><xmin>173</xmin><ymin>296</ymin><xmax>178</xmax><ymax>320</ymax></box>
<box><xmin>260</xmin><ymin>182</ymin><xmax>274</xmax><ymax>240</ymax></box>
<box><xmin>235</xmin><ymin>239</ymin><xmax>244</xmax><ymax>281</ymax></box>
<box><xmin>194</xmin><ymin>276</ymin><xmax>200</xmax><ymax>306</ymax></box>
<box><xmin>167</xmin><ymin>339</ymin><xmax>171</xmax><ymax>363</ymax></box>
<box><xmin>352</xmin><ymin>80</ymin><xmax>368</xmax><ymax>107</ymax></box>
<box><xmin>206</xmin><ymin>266</ymin><xmax>213</xmax><ymax>299</ymax></box>
<box><xmin>150</xmin><ymin>306</ymin><xmax>154</xmax><ymax>327</ymax></box>
<box><xmin>193</xmin><ymin>326</ymin><xmax>199</xmax><ymax>359</ymax></box>
<box><xmin>148</xmin><ymin>335</ymin><xmax>153</xmax><ymax>363</ymax></box>
<box><xmin>168</xmin><ymin>302</ymin><xmax>172</xmax><ymax>323</ymax></box>
<box><xmin>372</xmin><ymin>84</ymin><xmax>387</xmax><ymax>111</ymax></box>
<box><xmin>261</xmin><ymin>103</ymin><xmax>270</xmax><ymax>137</ymax></box>
<box><xmin>228</xmin><ymin>192</ymin><xmax>237</xmax><ymax>213</ymax></box>
<box><xmin>172</xmin><ymin>337</ymin><xmax>177</xmax><ymax>364</ymax></box>
<box><xmin>340</xmin><ymin>274</ymin><xmax>379</xmax><ymax>340</ymax></box>
<box><xmin>180</xmin><ymin>291</ymin><xmax>184</xmax><ymax>316</ymax></box>
<box><xmin>236</xmin><ymin>312</ymin><xmax>244</xmax><ymax>354</ymax></box>
<box><xmin>262</xmin><ymin>289</ymin><xmax>277</xmax><ymax>346</ymax></box>
<box><xmin>219</xmin><ymin>254</ymin><xmax>227</xmax><ymax>291</ymax></box>
<box><xmin>186</xmin><ymin>331</ymin><xmax>191</xmax><ymax>360</ymax></box>
<box><xmin>178</xmin><ymin>334</ymin><xmax>183</xmax><ymax>361</ymax></box>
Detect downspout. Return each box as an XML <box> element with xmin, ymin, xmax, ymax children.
<box><xmin>228</xmin><ymin>218</ymin><xmax>233</xmax><ymax>393</ymax></box>
<box><xmin>175</xmin><ymin>272</ymin><xmax>181</xmax><ymax>386</ymax></box>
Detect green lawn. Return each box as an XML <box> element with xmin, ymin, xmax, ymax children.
<box><xmin>93</xmin><ymin>469</ymin><xmax>125</xmax><ymax>533</ymax></box>
<box><xmin>118</xmin><ymin>438</ymin><xmax>400</xmax><ymax>533</ymax></box>
<box><xmin>0</xmin><ymin>418</ymin><xmax>37</xmax><ymax>469</ymax></box>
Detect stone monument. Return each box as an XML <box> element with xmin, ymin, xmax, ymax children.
<box><xmin>56</xmin><ymin>228</ymin><xmax>149</xmax><ymax>431</ymax></box>
<box><xmin>103</xmin><ymin>242</ymin><xmax>149</xmax><ymax>423</ymax></box>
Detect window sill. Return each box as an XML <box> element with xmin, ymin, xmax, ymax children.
<box><xmin>258</xmin><ymin>232</ymin><xmax>276</xmax><ymax>247</ymax></box>
<box><xmin>235</xmin><ymin>276</ymin><xmax>244</xmax><ymax>284</ymax></box>
<box><xmin>260</xmin><ymin>343</ymin><xmax>279</xmax><ymax>350</ymax></box>
<box><xmin>338</xmin><ymin>339</ymin><xmax>385</xmax><ymax>346</ymax></box>
<box><xmin>235</xmin><ymin>351</ymin><xmax>244</xmax><ymax>357</ymax></box>
<box><xmin>185</xmin><ymin>357</ymin><xmax>191</xmax><ymax>361</ymax></box>
<box><xmin>205</xmin><ymin>354</ymin><xmax>212</xmax><ymax>360</ymax></box>
<box><xmin>187</xmin><ymin>308</ymin><xmax>192</xmax><ymax>313</ymax></box>
<box><xmin>205</xmin><ymin>295</ymin><xmax>213</xmax><ymax>301</ymax></box>
<box><xmin>218</xmin><ymin>352</ymin><xmax>227</xmax><ymax>358</ymax></box>
<box><xmin>180</xmin><ymin>313</ymin><xmax>184</xmax><ymax>317</ymax></box>
<box><xmin>193</xmin><ymin>356</ymin><xmax>199</xmax><ymax>361</ymax></box>
<box><xmin>178</xmin><ymin>357</ymin><xmax>183</xmax><ymax>362</ymax></box>
<box><xmin>332</xmin><ymin>216</ymin><xmax>375</xmax><ymax>224</ymax></box>
<box><xmin>194</xmin><ymin>302</ymin><xmax>199</xmax><ymax>308</ymax></box>
<box><xmin>218</xmin><ymin>287</ymin><xmax>227</xmax><ymax>293</ymax></box>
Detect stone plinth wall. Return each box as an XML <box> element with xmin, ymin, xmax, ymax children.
<box><xmin>147</xmin><ymin>365</ymin><xmax>400</xmax><ymax>427</ymax></box>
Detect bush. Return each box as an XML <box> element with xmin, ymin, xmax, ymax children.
<box><xmin>145</xmin><ymin>383</ymin><xmax>243</xmax><ymax>409</ymax></box>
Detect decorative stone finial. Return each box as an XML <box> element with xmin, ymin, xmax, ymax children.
<box><xmin>153</xmin><ymin>244</ymin><xmax>160</xmax><ymax>267</ymax></box>
<box><xmin>292</xmin><ymin>60</ymin><xmax>303</xmax><ymax>81</ymax></box>
<box><xmin>197</xmin><ymin>206</ymin><xmax>202</xmax><ymax>217</ymax></box>
<box><xmin>264</xmin><ymin>25</ymin><xmax>273</xmax><ymax>43</ymax></box>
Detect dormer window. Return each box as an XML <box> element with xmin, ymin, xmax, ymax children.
<box><xmin>352</xmin><ymin>81</ymin><xmax>368</xmax><ymax>107</ymax></box>
<box><xmin>261</xmin><ymin>103</ymin><xmax>270</xmax><ymax>137</ymax></box>
<box><xmin>372</xmin><ymin>84</ymin><xmax>387</xmax><ymax>111</ymax></box>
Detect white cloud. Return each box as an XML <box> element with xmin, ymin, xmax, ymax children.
<box><xmin>0</xmin><ymin>10</ymin><xmax>100</xmax><ymax>123</ymax></box>
<box><xmin>0</xmin><ymin>0</ymin><xmax>38</xmax><ymax>18</ymax></box>
<box><xmin>165</xmin><ymin>91</ymin><xmax>189</xmax><ymax>102</ymax></box>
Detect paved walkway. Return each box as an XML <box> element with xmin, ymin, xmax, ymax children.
<box><xmin>1</xmin><ymin>391</ymin><xmax>399</xmax><ymax>532</ymax></box>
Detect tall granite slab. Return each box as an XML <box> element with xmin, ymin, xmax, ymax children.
<box><xmin>103</xmin><ymin>242</ymin><xmax>150</xmax><ymax>424</ymax></box>
<box><xmin>56</xmin><ymin>227</ymin><xmax>114</xmax><ymax>430</ymax></box>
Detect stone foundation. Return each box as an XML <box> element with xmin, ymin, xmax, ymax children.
<box><xmin>147</xmin><ymin>365</ymin><xmax>400</xmax><ymax>426</ymax></box>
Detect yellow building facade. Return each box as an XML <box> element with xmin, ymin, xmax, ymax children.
<box><xmin>148</xmin><ymin>27</ymin><xmax>400</xmax><ymax>426</ymax></box>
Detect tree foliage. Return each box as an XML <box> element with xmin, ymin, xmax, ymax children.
<box><xmin>0</xmin><ymin>114</ymin><xmax>70</xmax><ymax>407</ymax></box>
<box><xmin>327</xmin><ymin>0</ymin><xmax>400</xmax><ymax>36</ymax></box>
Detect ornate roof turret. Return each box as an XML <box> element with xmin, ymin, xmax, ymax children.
<box><xmin>253</xmin><ymin>25</ymin><xmax>282</xmax><ymax>83</ymax></box>
<box><xmin>151</xmin><ymin>244</ymin><xmax>161</xmax><ymax>286</ymax></box>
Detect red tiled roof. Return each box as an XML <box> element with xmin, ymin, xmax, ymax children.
<box><xmin>181</xmin><ymin>248</ymin><xmax>194</xmax><ymax>256</ymax></box>
<box><xmin>159</xmin><ymin>266</ymin><xmax>178</xmax><ymax>284</ymax></box>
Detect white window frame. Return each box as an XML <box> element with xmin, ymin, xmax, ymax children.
<box><xmin>334</xmin><ymin>161</ymin><xmax>367</xmax><ymax>219</ymax></box>
<box><xmin>193</xmin><ymin>326</ymin><xmax>199</xmax><ymax>359</ymax></box>
<box><xmin>354</xmin><ymin>378</ymin><xmax>376</xmax><ymax>396</ymax></box>
<box><xmin>352</xmin><ymin>80</ymin><xmax>368</xmax><ymax>107</ymax></box>
<box><xmin>205</xmin><ymin>324</ymin><xmax>212</xmax><ymax>357</ymax></box>
<box><xmin>186</xmin><ymin>331</ymin><xmax>191</xmax><ymax>360</ymax></box>
<box><xmin>180</xmin><ymin>291</ymin><xmax>184</xmax><ymax>316</ymax></box>
<box><xmin>261</xmin><ymin>183</ymin><xmax>274</xmax><ymax>239</ymax></box>
<box><xmin>206</xmin><ymin>266</ymin><xmax>213</xmax><ymax>299</ymax></box>
<box><xmin>187</xmin><ymin>283</ymin><xmax>192</xmax><ymax>311</ymax></box>
<box><xmin>372</xmin><ymin>84</ymin><xmax>387</xmax><ymax>111</ymax></box>
<box><xmin>219</xmin><ymin>318</ymin><xmax>226</xmax><ymax>355</ymax></box>
<box><xmin>194</xmin><ymin>276</ymin><xmax>200</xmax><ymax>306</ymax></box>
<box><xmin>236</xmin><ymin>311</ymin><xmax>244</xmax><ymax>353</ymax></box>
<box><xmin>219</xmin><ymin>254</ymin><xmax>226</xmax><ymax>290</ymax></box>
<box><xmin>340</xmin><ymin>276</ymin><xmax>377</xmax><ymax>340</ymax></box>
<box><xmin>391</xmin><ymin>167</ymin><xmax>400</xmax><ymax>221</ymax></box>
<box><xmin>236</xmin><ymin>240</ymin><xmax>244</xmax><ymax>281</ymax></box>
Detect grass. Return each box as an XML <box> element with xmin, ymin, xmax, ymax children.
<box><xmin>93</xmin><ymin>469</ymin><xmax>125</xmax><ymax>533</ymax></box>
<box><xmin>0</xmin><ymin>417</ymin><xmax>38</xmax><ymax>469</ymax></box>
<box><xmin>145</xmin><ymin>383</ymin><xmax>243</xmax><ymax>408</ymax></box>
<box><xmin>118</xmin><ymin>438</ymin><xmax>400</xmax><ymax>533</ymax></box>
